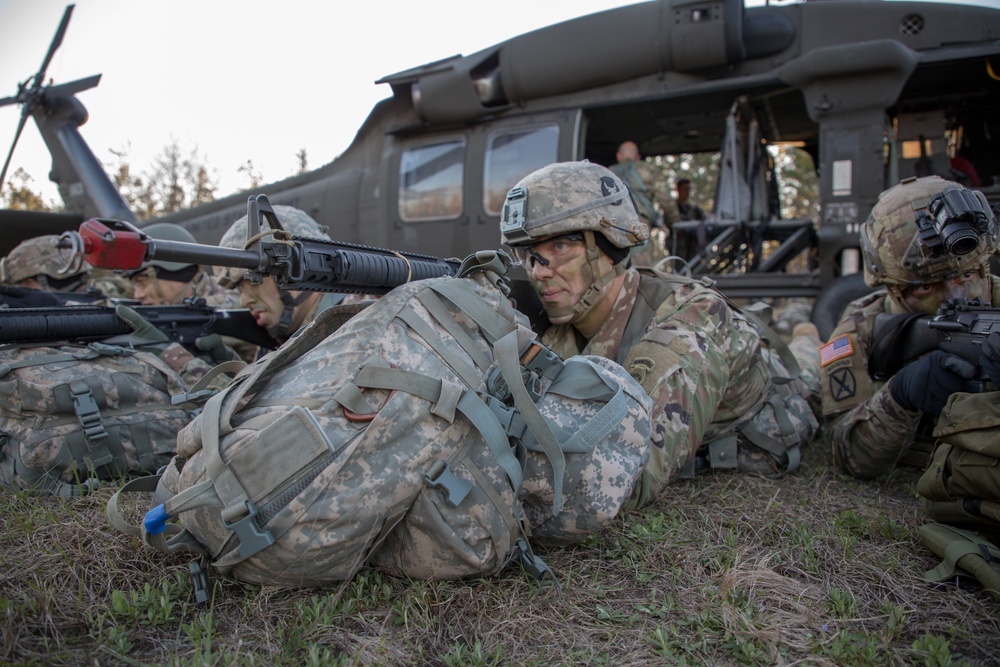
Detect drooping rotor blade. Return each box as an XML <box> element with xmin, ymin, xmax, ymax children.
<box><xmin>0</xmin><ymin>109</ymin><xmax>31</xmax><ymax>190</ymax></box>
<box><xmin>35</xmin><ymin>5</ymin><xmax>76</xmax><ymax>91</ymax></box>
<box><xmin>46</xmin><ymin>74</ymin><xmax>101</xmax><ymax>98</ymax></box>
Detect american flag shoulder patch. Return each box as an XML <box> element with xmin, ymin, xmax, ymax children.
<box><xmin>820</xmin><ymin>335</ymin><xmax>853</xmax><ymax>367</ymax></box>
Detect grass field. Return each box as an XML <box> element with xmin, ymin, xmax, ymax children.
<box><xmin>2</xmin><ymin>441</ymin><xmax>998</xmax><ymax>666</ymax></box>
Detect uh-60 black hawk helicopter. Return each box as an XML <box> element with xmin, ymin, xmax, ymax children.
<box><xmin>3</xmin><ymin>0</ymin><xmax>1000</xmax><ymax>336</ymax></box>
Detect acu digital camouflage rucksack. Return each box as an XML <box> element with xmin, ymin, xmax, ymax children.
<box><xmin>113</xmin><ymin>252</ymin><xmax>652</xmax><ymax>587</ymax></box>
<box><xmin>915</xmin><ymin>391</ymin><xmax>1000</xmax><ymax>599</ymax></box>
<box><xmin>0</xmin><ymin>341</ymin><xmax>193</xmax><ymax>496</ymax></box>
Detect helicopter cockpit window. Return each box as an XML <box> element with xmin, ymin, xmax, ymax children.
<box><xmin>483</xmin><ymin>125</ymin><xmax>559</xmax><ymax>215</ymax></box>
<box><xmin>399</xmin><ymin>138</ymin><xmax>466</xmax><ymax>222</ymax></box>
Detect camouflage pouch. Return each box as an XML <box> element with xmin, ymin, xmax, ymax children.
<box><xmin>0</xmin><ymin>342</ymin><xmax>191</xmax><ymax>496</ymax></box>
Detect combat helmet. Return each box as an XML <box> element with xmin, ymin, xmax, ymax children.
<box><xmin>500</xmin><ymin>161</ymin><xmax>649</xmax><ymax>324</ymax></box>
<box><xmin>127</xmin><ymin>223</ymin><xmax>199</xmax><ymax>279</ymax></box>
<box><xmin>215</xmin><ymin>205</ymin><xmax>330</xmax><ymax>287</ymax></box>
<box><xmin>216</xmin><ymin>206</ymin><xmax>330</xmax><ymax>339</ymax></box>
<box><xmin>0</xmin><ymin>235</ymin><xmax>90</xmax><ymax>289</ymax></box>
<box><xmin>860</xmin><ymin>176</ymin><xmax>997</xmax><ymax>304</ymax></box>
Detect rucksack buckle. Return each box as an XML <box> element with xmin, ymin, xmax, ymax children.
<box><xmin>424</xmin><ymin>460</ymin><xmax>472</xmax><ymax>508</ymax></box>
<box><xmin>188</xmin><ymin>559</ymin><xmax>210</xmax><ymax>605</ymax></box>
<box><xmin>520</xmin><ymin>341</ymin><xmax>563</xmax><ymax>380</ymax></box>
<box><xmin>223</xmin><ymin>500</ymin><xmax>276</xmax><ymax>560</ymax></box>
<box><xmin>70</xmin><ymin>381</ymin><xmax>108</xmax><ymax>442</ymax></box>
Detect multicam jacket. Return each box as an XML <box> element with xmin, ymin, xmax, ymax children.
<box><xmin>541</xmin><ymin>267</ymin><xmax>815</xmax><ymax>508</ymax></box>
<box><xmin>821</xmin><ymin>276</ymin><xmax>1000</xmax><ymax>479</ymax></box>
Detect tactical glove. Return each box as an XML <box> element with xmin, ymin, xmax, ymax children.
<box><xmin>115</xmin><ymin>305</ymin><xmax>169</xmax><ymax>343</ymax></box>
<box><xmin>979</xmin><ymin>331</ymin><xmax>1000</xmax><ymax>387</ymax></box>
<box><xmin>889</xmin><ymin>350</ymin><xmax>981</xmax><ymax>416</ymax></box>
<box><xmin>194</xmin><ymin>334</ymin><xmax>237</xmax><ymax>363</ymax></box>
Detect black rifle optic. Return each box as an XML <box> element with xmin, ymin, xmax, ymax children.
<box><xmin>67</xmin><ymin>194</ymin><xmax>462</xmax><ymax>296</ymax></box>
<box><xmin>870</xmin><ymin>297</ymin><xmax>1000</xmax><ymax>381</ymax></box>
<box><xmin>0</xmin><ymin>297</ymin><xmax>278</xmax><ymax>349</ymax></box>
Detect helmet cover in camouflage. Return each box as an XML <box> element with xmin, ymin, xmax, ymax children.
<box><xmin>136</xmin><ymin>223</ymin><xmax>199</xmax><ymax>273</ymax></box>
<box><xmin>861</xmin><ymin>176</ymin><xmax>998</xmax><ymax>289</ymax></box>
<box><xmin>500</xmin><ymin>161</ymin><xmax>649</xmax><ymax>250</ymax></box>
<box><xmin>0</xmin><ymin>235</ymin><xmax>89</xmax><ymax>286</ymax></box>
<box><xmin>215</xmin><ymin>206</ymin><xmax>330</xmax><ymax>287</ymax></box>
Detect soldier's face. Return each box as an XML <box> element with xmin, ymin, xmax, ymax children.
<box><xmin>131</xmin><ymin>275</ymin><xmax>190</xmax><ymax>305</ymax></box>
<box><xmin>239</xmin><ymin>277</ymin><xmax>286</xmax><ymax>330</ymax></box>
<box><xmin>523</xmin><ymin>234</ymin><xmax>613</xmax><ymax>325</ymax></box>
<box><xmin>900</xmin><ymin>269</ymin><xmax>989</xmax><ymax>315</ymax></box>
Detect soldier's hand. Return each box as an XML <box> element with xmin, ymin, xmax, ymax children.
<box><xmin>889</xmin><ymin>350</ymin><xmax>981</xmax><ymax>416</ymax></box>
<box><xmin>194</xmin><ymin>334</ymin><xmax>237</xmax><ymax>363</ymax></box>
<box><xmin>115</xmin><ymin>305</ymin><xmax>169</xmax><ymax>343</ymax></box>
<box><xmin>979</xmin><ymin>331</ymin><xmax>1000</xmax><ymax>387</ymax></box>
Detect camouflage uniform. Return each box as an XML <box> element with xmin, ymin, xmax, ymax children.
<box><xmin>502</xmin><ymin>161</ymin><xmax>817</xmax><ymax>511</ymax></box>
<box><xmin>821</xmin><ymin>176</ymin><xmax>999</xmax><ymax>479</ymax></box>
<box><xmin>542</xmin><ymin>267</ymin><xmax>816</xmax><ymax>508</ymax></box>
<box><xmin>821</xmin><ymin>277</ymin><xmax>1000</xmax><ymax>478</ymax></box>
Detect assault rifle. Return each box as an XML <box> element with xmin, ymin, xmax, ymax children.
<box><xmin>66</xmin><ymin>194</ymin><xmax>463</xmax><ymax>296</ymax></box>
<box><xmin>869</xmin><ymin>297</ymin><xmax>1000</xmax><ymax>380</ymax></box>
<box><xmin>0</xmin><ymin>297</ymin><xmax>278</xmax><ymax>349</ymax></box>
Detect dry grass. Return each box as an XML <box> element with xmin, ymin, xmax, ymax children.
<box><xmin>2</xmin><ymin>442</ymin><xmax>998</xmax><ymax>666</ymax></box>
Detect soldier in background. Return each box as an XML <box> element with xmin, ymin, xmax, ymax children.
<box><xmin>821</xmin><ymin>176</ymin><xmax>995</xmax><ymax>479</ymax></box>
<box><xmin>125</xmin><ymin>223</ymin><xmax>240</xmax><ymax>309</ymax></box>
<box><xmin>500</xmin><ymin>161</ymin><xmax>819</xmax><ymax>510</ymax></box>
<box><xmin>675</xmin><ymin>177</ymin><xmax>707</xmax><ymax>221</ymax></box>
<box><xmin>215</xmin><ymin>206</ymin><xmax>364</xmax><ymax>346</ymax></box>
<box><xmin>0</xmin><ymin>234</ymin><xmax>133</xmax><ymax>301</ymax></box>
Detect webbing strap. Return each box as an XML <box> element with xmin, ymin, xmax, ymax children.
<box><xmin>430</xmin><ymin>281</ymin><xmax>527</xmax><ymax>347</ymax></box>
<box><xmin>397</xmin><ymin>307</ymin><xmax>481</xmax><ymax>388</ymax></box>
<box><xmin>924</xmin><ymin>524</ymin><xmax>1000</xmax><ymax>582</ymax></box>
<box><xmin>493</xmin><ymin>331</ymin><xmax>566</xmax><ymax>514</ymax></box>
<box><xmin>738</xmin><ymin>393</ymin><xmax>802</xmax><ymax>475</ymax></box>
<box><xmin>348</xmin><ymin>365</ymin><xmax>524</xmax><ymax>494</ymax></box>
<box><xmin>541</xmin><ymin>360</ymin><xmax>631</xmax><ymax>457</ymax></box>
<box><xmin>415</xmin><ymin>289</ymin><xmax>492</xmax><ymax>370</ymax></box>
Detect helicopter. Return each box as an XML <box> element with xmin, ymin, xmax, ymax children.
<box><xmin>3</xmin><ymin>0</ymin><xmax>1000</xmax><ymax>337</ymax></box>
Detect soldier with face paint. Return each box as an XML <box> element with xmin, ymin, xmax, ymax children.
<box><xmin>821</xmin><ymin>176</ymin><xmax>998</xmax><ymax>479</ymax></box>
<box><xmin>124</xmin><ymin>223</ymin><xmax>241</xmax><ymax>309</ymax></box>
<box><xmin>501</xmin><ymin>161</ymin><xmax>818</xmax><ymax>510</ymax></box>
<box><xmin>215</xmin><ymin>206</ymin><xmax>361</xmax><ymax>346</ymax></box>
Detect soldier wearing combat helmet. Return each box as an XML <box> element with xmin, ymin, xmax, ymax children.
<box><xmin>821</xmin><ymin>175</ymin><xmax>998</xmax><ymax>479</ymax></box>
<box><xmin>501</xmin><ymin>161</ymin><xmax>819</xmax><ymax>509</ymax></box>
<box><xmin>0</xmin><ymin>234</ymin><xmax>132</xmax><ymax>301</ymax></box>
<box><xmin>125</xmin><ymin>223</ymin><xmax>240</xmax><ymax>309</ymax></box>
<box><xmin>216</xmin><ymin>206</ymin><xmax>358</xmax><ymax>344</ymax></box>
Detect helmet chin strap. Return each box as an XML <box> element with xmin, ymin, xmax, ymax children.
<box><xmin>543</xmin><ymin>231</ymin><xmax>625</xmax><ymax>324</ymax></box>
<box><xmin>270</xmin><ymin>290</ymin><xmax>313</xmax><ymax>339</ymax></box>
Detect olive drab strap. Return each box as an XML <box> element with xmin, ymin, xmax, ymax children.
<box><xmin>919</xmin><ymin>522</ymin><xmax>1000</xmax><ymax>600</ymax></box>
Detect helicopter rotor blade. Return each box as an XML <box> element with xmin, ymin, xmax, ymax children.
<box><xmin>34</xmin><ymin>4</ymin><xmax>75</xmax><ymax>91</ymax></box>
<box><xmin>0</xmin><ymin>109</ymin><xmax>32</xmax><ymax>191</ymax></box>
<box><xmin>46</xmin><ymin>74</ymin><xmax>101</xmax><ymax>98</ymax></box>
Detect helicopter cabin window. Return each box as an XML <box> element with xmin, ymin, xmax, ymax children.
<box><xmin>483</xmin><ymin>125</ymin><xmax>559</xmax><ymax>215</ymax></box>
<box><xmin>399</xmin><ymin>138</ymin><xmax>466</xmax><ymax>222</ymax></box>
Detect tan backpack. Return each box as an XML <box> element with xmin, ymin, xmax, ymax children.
<box><xmin>112</xmin><ymin>253</ymin><xmax>651</xmax><ymax>587</ymax></box>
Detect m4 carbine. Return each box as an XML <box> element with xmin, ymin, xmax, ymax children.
<box><xmin>67</xmin><ymin>194</ymin><xmax>463</xmax><ymax>296</ymax></box>
<box><xmin>870</xmin><ymin>297</ymin><xmax>1000</xmax><ymax>381</ymax></box>
<box><xmin>0</xmin><ymin>297</ymin><xmax>277</xmax><ymax>349</ymax></box>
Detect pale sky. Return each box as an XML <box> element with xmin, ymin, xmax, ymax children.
<box><xmin>0</xmin><ymin>0</ymin><xmax>640</xmax><ymax>204</ymax></box>
<box><xmin>1</xmin><ymin>0</ymin><xmax>991</xmax><ymax>207</ymax></box>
